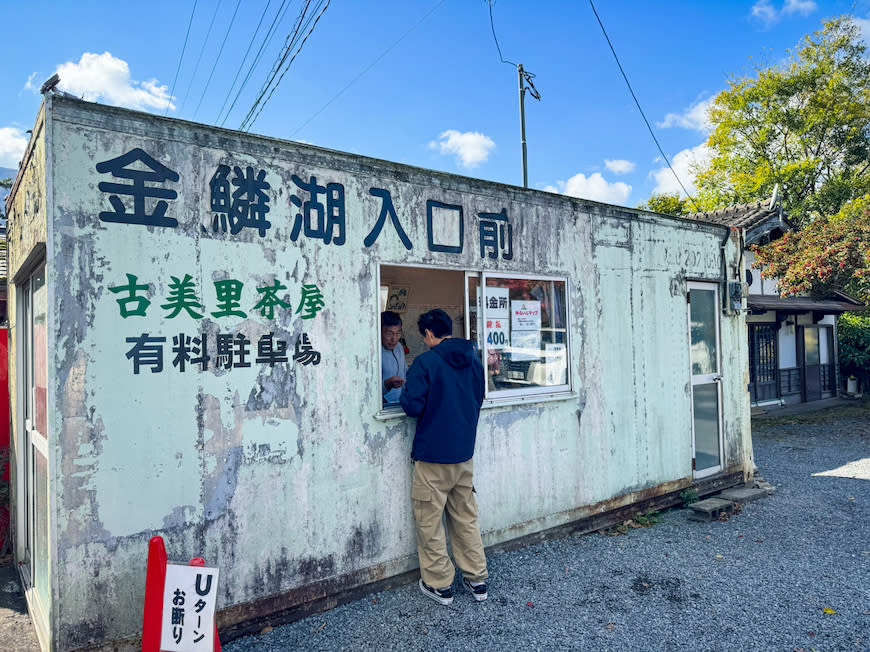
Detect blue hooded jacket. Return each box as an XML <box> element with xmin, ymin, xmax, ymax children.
<box><xmin>400</xmin><ymin>337</ymin><xmax>485</xmax><ymax>464</ymax></box>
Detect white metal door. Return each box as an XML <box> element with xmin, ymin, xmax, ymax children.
<box><xmin>17</xmin><ymin>265</ymin><xmax>50</xmax><ymax>622</ymax></box>
<box><xmin>688</xmin><ymin>282</ymin><xmax>723</xmax><ymax>478</ymax></box>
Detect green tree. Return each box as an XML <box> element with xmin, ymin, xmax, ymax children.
<box><xmin>751</xmin><ymin>196</ymin><xmax>870</xmax><ymax>301</ymax></box>
<box><xmin>837</xmin><ymin>312</ymin><xmax>870</xmax><ymax>388</ymax></box>
<box><xmin>637</xmin><ymin>192</ymin><xmax>692</xmax><ymax>216</ymax></box>
<box><xmin>695</xmin><ymin>16</ymin><xmax>870</xmax><ymax>224</ymax></box>
<box><xmin>0</xmin><ymin>176</ymin><xmax>11</xmax><ymax>220</ymax></box>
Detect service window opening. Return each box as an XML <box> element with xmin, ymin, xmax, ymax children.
<box><xmin>378</xmin><ymin>265</ymin><xmax>571</xmax><ymax>412</ymax></box>
<box><xmin>379</xmin><ymin>265</ymin><xmax>468</xmax><ymax>410</ymax></box>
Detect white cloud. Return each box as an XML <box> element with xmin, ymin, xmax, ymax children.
<box><xmin>0</xmin><ymin>127</ymin><xmax>29</xmax><ymax>169</ymax></box>
<box><xmin>650</xmin><ymin>143</ymin><xmax>711</xmax><ymax>196</ymax></box>
<box><xmin>23</xmin><ymin>72</ymin><xmax>40</xmax><ymax>93</ymax></box>
<box><xmin>604</xmin><ymin>159</ymin><xmax>635</xmax><ymax>175</ymax></box>
<box><xmin>544</xmin><ymin>172</ymin><xmax>632</xmax><ymax>205</ymax></box>
<box><xmin>855</xmin><ymin>16</ymin><xmax>870</xmax><ymax>44</ymax></box>
<box><xmin>52</xmin><ymin>52</ymin><xmax>174</xmax><ymax>112</ymax></box>
<box><xmin>658</xmin><ymin>97</ymin><xmax>713</xmax><ymax>132</ymax></box>
<box><xmin>783</xmin><ymin>0</ymin><xmax>817</xmax><ymax>16</ymax></box>
<box><xmin>751</xmin><ymin>0</ymin><xmax>816</xmax><ymax>25</ymax></box>
<box><xmin>751</xmin><ymin>0</ymin><xmax>778</xmax><ymax>24</ymax></box>
<box><xmin>430</xmin><ymin>130</ymin><xmax>495</xmax><ymax>168</ymax></box>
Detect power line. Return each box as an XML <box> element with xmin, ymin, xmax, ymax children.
<box><xmin>193</xmin><ymin>0</ymin><xmax>243</xmax><ymax>120</ymax></box>
<box><xmin>588</xmin><ymin>0</ymin><xmax>699</xmax><ymax>210</ymax></box>
<box><xmin>178</xmin><ymin>0</ymin><xmax>225</xmax><ymax>114</ymax></box>
<box><xmin>213</xmin><ymin>0</ymin><xmax>274</xmax><ymax>125</ymax></box>
<box><xmin>487</xmin><ymin>0</ymin><xmax>516</xmax><ymax>67</ymax></box>
<box><xmin>239</xmin><ymin>0</ymin><xmax>315</xmax><ymax>130</ymax></box>
<box><xmin>219</xmin><ymin>0</ymin><xmax>295</xmax><ymax>127</ymax></box>
<box><xmin>165</xmin><ymin>0</ymin><xmax>199</xmax><ymax>116</ymax></box>
<box><xmin>244</xmin><ymin>0</ymin><xmax>330</xmax><ymax>130</ymax></box>
<box><xmin>289</xmin><ymin>0</ymin><xmax>446</xmax><ymax>139</ymax></box>
<box><xmin>240</xmin><ymin>0</ymin><xmax>331</xmax><ymax>131</ymax></box>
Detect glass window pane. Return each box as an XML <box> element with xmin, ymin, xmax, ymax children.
<box><xmin>693</xmin><ymin>383</ymin><xmax>721</xmax><ymax>471</ymax></box>
<box><xmin>689</xmin><ymin>289</ymin><xmax>718</xmax><ymax>375</ymax></box>
<box><xmin>34</xmin><ymin>450</ymin><xmax>50</xmax><ymax>601</ymax></box>
<box><xmin>483</xmin><ymin>277</ymin><xmax>568</xmax><ymax>394</ymax></box>
<box><xmin>804</xmin><ymin>328</ymin><xmax>820</xmax><ymax>365</ymax></box>
<box><xmin>32</xmin><ymin>267</ymin><xmax>48</xmax><ymax>436</ymax></box>
<box><xmin>467</xmin><ymin>274</ymin><xmax>480</xmax><ymax>345</ymax></box>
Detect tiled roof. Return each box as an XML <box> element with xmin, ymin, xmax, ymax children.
<box><xmin>686</xmin><ymin>200</ymin><xmax>786</xmax><ymax>231</ymax></box>
<box><xmin>747</xmin><ymin>292</ymin><xmax>863</xmax><ymax>314</ymax></box>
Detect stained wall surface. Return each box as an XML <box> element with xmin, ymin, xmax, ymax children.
<box><xmin>8</xmin><ymin>96</ymin><xmax>751</xmax><ymax>650</ymax></box>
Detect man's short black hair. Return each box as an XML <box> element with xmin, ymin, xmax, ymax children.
<box><xmin>381</xmin><ymin>311</ymin><xmax>402</xmax><ymax>328</ymax></box>
<box><xmin>417</xmin><ymin>309</ymin><xmax>453</xmax><ymax>338</ymax></box>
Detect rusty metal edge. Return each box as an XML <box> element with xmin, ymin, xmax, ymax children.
<box><xmin>215</xmin><ymin>470</ymin><xmax>743</xmax><ymax>644</ymax></box>
<box><xmin>72</xmin><ymin>470</ymin><xmax>744</xmax><ymax>651</ymax></box>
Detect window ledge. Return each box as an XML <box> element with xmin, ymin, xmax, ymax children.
<box><xmin>373</xmin><ymin>391</ymin><xmax>578</xmax><ymax>421</ymax></box>
<box><xmin>373</xmin><ymin>407</ymin><xmax>407</xmax><ymax>422</ymax></box>
<box><xmin>483</xmin><ymin>391</ymin><xmax>578</xmax><ymax>409</ymax></box>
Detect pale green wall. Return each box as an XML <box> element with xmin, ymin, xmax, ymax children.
<box><xmin>13</xmin><ymin>96</ymin><xmax>750</xmax><ymax>650</ymax></box>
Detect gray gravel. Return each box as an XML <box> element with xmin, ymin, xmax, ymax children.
<box><xmin>225</xmin><ymin>412</ymin><xmax>870</xmax><ymax>651</ymax></box>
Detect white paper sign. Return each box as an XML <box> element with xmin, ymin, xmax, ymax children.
<box><xmin>511</xmin><ymin>330</ymin><xmax>542</xmax><ymax>361</ymax></box>
<box><xmin>484</xmin><ymin>317</ymin><xmax>509</xmax><ymax>350</ymax></box>
<box><xmin>484</xmin><ymin>287</ymin><xmax>510</xmax><ymax>319</ymax></box>
<box><xmin>160</xmin><ymin>564</ymin><xmax>219</xmax><ymax>651</ymax></box>
<box><xmin>545</xmin><ymin>343</ymin><xmax>567</xmax><ymax>385</ymax></box>
<box><xmin>511</xmin><ymin>300</ymin><xmax>541</xmax><ymax>330</ymax></box>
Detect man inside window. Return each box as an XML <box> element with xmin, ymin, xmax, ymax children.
<box><xmin>400</xmin><ymin>308</ymin><xmax>489</xmax><ymax>604</ymax></box>
<box><xmin>381</xmin><ymin>311</ymin><xmax>406</xmax><ymax>405</ymax></box>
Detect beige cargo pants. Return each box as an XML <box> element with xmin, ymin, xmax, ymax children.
<box><xmin>411</xmin><ymin>459</ymin><xmax>489</xmax><ymax>590</ymax></box>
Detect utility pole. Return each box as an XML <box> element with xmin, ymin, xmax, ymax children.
<box><xmin>518</xmin><ymin>65</ymin><xmax>528</xmax><ymax>188</ymax></box>
<box><xmin>516</xmin><ymin>65</ymin><xmax>540</xmax><ymax>189</ymax></box>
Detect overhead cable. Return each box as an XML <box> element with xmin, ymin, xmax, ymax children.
<box><xmin>241</xmin><ymin>0</ymin><xmax>331</xmax><ymax>131</ymax></box>
<box><xmin>213</xmin><ymin>0</ymin><xmax>275</xmax><ymax>125</ymax></box>
<box><xmin>193</xmin><ymin>0</ymin><xmax>244</xmax><ymax>120</ymax></box>
<box><xmin>487</xmin><ymin>0</ymin><xmax>517</xmax><ymax>67</ymax></box>
<box><xmin>289</xmin><ymin>0</ymin><xmax>446</xmax><ymax>139</ymax></box>
<box><xmin>240</xmin><ymin>0</ymin><xmax>314</xmax><ymax>130</ymax></box>
<box><xmin>588</xmin><ymin>0</ymin><xmax>699</xmax><ymax>210</ymax></box>
<box><xmin>165</xmin><ymin>0</ymin><xmax>199</xmax><ymax>116</ymax></box>
<box><xmin>219</xmin><ymin>0</ymin><xmax>295</xmax><ymax>127</ymax></box>
<box><xmin>178</xmin><ymin>0</ymin><xmax>225</xmax><ymax>114</ymax></box>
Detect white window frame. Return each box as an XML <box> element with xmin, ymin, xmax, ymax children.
<box><xmin>480</xmin><ymin>271</ymin><xmax>572</xmax><ymax>401</ymax></box>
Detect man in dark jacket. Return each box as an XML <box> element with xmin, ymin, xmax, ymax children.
<box><xmin>400</xmin><ymin>309</ymin><xmax>488</xmax><ymax>605</ymax></box>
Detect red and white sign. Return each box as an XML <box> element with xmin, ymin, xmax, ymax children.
<box><xmin>511</xmin><ymin>300</ymin><xmax>541</xmax><ymax>330</ymax></box>
<box><xmin>160</xmin><ymin>564</ymin><xmax>220</xmax><ymax>651</ymax></box>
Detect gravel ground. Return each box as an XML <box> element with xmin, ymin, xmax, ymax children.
<box><xmin>226</xmin><ymin>412</ymin><xmax>869</xmax><ymax>650</ymax></box>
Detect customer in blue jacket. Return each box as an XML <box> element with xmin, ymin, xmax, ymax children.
<box><xmin>400</xmin><ymin>308</ymin><xmax>488</xmax><ymax>605</ymax></box>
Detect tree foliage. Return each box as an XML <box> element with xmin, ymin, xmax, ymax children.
<box><xmin>695</xmin><ymin>16</ymin><xmax>870</xmax><ymax>224</ymax></box>
<box><xmin>0</xmin><ymin>176</ymin><xmax>11</xmax><ymax>220</ymax></box>
<box><xmin>637</xmin><ymin>192</ymin><xmax>692</xmax><ymax>216</ymax></box>
<box><xmin>837</xmin><ymin>312</ymin><xmax>870</xmax><ymax>387</ymax></box>
<box><xmin>751</xmin><ymin>196</ymin><xmax>870</xmax><ymax>301</ymax></box>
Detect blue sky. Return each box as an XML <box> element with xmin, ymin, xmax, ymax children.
<box><xmin>2</xmin><ymin>0</ymin><xmax>869</xmax><ymax>207</ymax></box>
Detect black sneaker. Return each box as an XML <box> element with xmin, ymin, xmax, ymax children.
<box><xmin>463</xmin><ymin>577</ymin><xmax>488</xmax><ymax>601</ymax></box>
<box><xmin>419</xmin><ymin>579</ymin><xmax>453</xmax><ymax>605</ymax></box>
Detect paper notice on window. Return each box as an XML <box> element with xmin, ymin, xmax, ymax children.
<box><xmin>484</xmin><ymin>287</ymin><xmax>510</xmax><ymax>319</ymax></box>
<box><xmin>545</xmin><ymin>343</ymin><xmax>567</xmax><ymax>385</ymax></box>
<box><xmin>485</xmin><ymin>318</ymin><xmax>509</xmax><ymax>350</ymax></box>
<box><xmin>511</xmin><ymin>301</ymin><xmax>541</xmax><ymax>330</ymax></box>
<box><xmin>511</xmin><ymin>330</ymin><xmax>541</xmax><ymax>361</ymax></box>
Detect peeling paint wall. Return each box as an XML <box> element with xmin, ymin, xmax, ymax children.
<box><xmin>8</xmin><ymin>97</ymin><xmax>751</xmax><ymax>650</ymax></box>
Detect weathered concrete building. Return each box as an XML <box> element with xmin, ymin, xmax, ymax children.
<box><xmin>6</xmin><ymin>95</ymin><xmax>752</xmax><ymax>650</ymax></box>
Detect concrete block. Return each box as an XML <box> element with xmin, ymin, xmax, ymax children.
<box><xmin>718</xmin><ymin>487</ymin><xmax>769</xmax><ymax>503</ymax></box>
<box><xmin>687</xmin><ymin>497</ymin><xmax>735</xmax><ymax>522</ymax></box>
